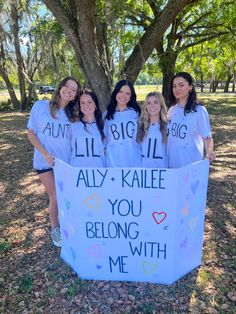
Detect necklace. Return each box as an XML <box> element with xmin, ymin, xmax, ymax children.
<box><xmin>82</xmin><ymin>119</ymin><xmax>95</xmax><ymax>124</ymax></box>
<box><xmin>116</xmin><ymin>107</ymin><xmax>129</xmax><ymax>112</ymax></box>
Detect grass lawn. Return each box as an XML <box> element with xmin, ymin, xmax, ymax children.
<box><xmin>0</xmin><ymin>93</ymin><xmax>235</xmax><ymax>313</ymax></box>
<box><xmin>1</xmin><ymin>85</ymin><xmax>232</xmax><ymax>104</ymax></box>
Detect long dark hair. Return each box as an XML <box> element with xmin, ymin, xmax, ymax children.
<box><xmin>79</xmin><ymin>88</ymin><xmax>105</xmax><ymax>141</ymax></box>
<box><xmin>50</xmin><ymin>76</ymin><xmax>81</xmax><ymax>122</ymax></box>
<box><xmin>170</xmin><ymin>72</ymin><xmax>202</xmax><ymax>114</ymax></box>
<box><xmin>105</xmin><ymin>79</ymin><xmax>141</xmax><ymax>120</ymax></box>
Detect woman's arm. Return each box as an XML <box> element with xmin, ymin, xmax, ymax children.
<box><xmin>28</xmin><ymin>129</ymin><xmax>55</xmax><ymax>166</ymax></box>
<box><xmin>203</xmin><ymin>137</ymin><xmax>216</xmax><ymax>162</ymax></box>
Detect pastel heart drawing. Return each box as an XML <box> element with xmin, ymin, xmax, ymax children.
<box><xmin>182</xmin><ymin>204</ymin><xmax>189</xmax><ymax>216</ymax></box>
<box><xmin>189</xmin><ymin>217</ymin><xmax>198</xmax><ymax>232</ymax></box>
<box><xmin>152</xmin><ymin>211</ymin><xmax>167</xmax><ymax>224</ymax></box>
<box><xmin>64</xmin><ymin>198</ymin><xmax>71</xmax><ymax>210</ymax></box>
<box><xmin>142</xmin><ymin>261</ymin><xmax>157</xmax><ymax>275</ymax></box>
<box><xmin>68</xmin><ymin>223</ymin><xmax>75</xmax><ymax>234</ymax></box>
<box><xmin>83</xmin><ymin>194</ymin><xmax>100</xmax><ymax>210</ymax></box>
<box><xmin>70</xmin><ymin>247</ymin><xmax>76</xmax><ymax>260</ymax></box>
<box><xmin>180</xmin><ymin>236</ymin><xmax>188</xmax><ymax>248</ymax></box>
<box><xmin>183</xmin><ymin>173</ymin><xmax>190</xmax><ymax>184</ymax></box>
<box><xmin>63</xmin><ymin>229</ymin><xmax>68</xmax><ymax>240</ymax></box>
<box><xmin>57</xmin><ymin>180</ymin><xmax>63</xmax><ymax>192</ymax></box>
<box><xmin>191</xmin><ymin>180</ymin><xmax>199</xmax><ymax>195</ymax></box>
<box><xmin>87</xmin><ymin>244</ymin><xmax>102</xmax><ymax>259</ymax></box>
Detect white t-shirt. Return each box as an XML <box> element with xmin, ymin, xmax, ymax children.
<box><xmin>167</xmin><ymin>104</ymin><xmax>211</xmax><ymax>168</ymax></box>
<box><xmin>27</xmin><ymin>100</ymin><xmax>72</xmax><ymax>170</ymax></box>
<box><xmin>104</xmin><ymin>108</ymin><xmax>141</xmax><ymax>167</ymax></box>
<box><xmin>141</xmin><ymin>123</ymin><xmax>167</xmax><ymax>168</ymax></box>
<box><xmin>69</xmin><ymin>121</ymin><xmax>106</xmax><ymax>167</ymax></box>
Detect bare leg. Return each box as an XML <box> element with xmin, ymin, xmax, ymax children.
<box><xmin>38</xmin><ymin>171</ymin><xmax>59</xmax><ymax>227</ymax></box>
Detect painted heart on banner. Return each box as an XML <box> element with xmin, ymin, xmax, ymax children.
<box><xmin>182</xmin><ymin>204</ymin><xmax>189</xmax><ymax>216</ymax></box>
<box><xmin>87</xmin><ymin>244</ymin><xmax>102</xmax><ymax>259</ymax></box>
<box><xmin>191</xmin><ymin>180</ymin><xmax>199</xmax><ymax>195</ymax></box>
<box><xmin>183</xmin><ymin>173</ymin><xmax>190</xmax><ymax>184</ymax></box>
<box><xmin>57</xmin><ymin>180</ymin><xmax>63</xmax><ymax>192</ymax></box>
<box><xmin>96</xmin><ymin>265</ymin><xmax>102</xmax><ymax>270</ymax></box>
<box><xmin>68</xmin><ymin>222</ymin><xmax>75</xmax><ymax>234</ymax></box>
<box><xmin>152</xmin><ymin>211</ymin><xmax>167</xmax><ymax>224</ymax></box>
<box><xmin>64</xmin><ymin>198</ymin><xmax>71</xmax><ymax>210</ymax></box>
<box><xmin>142</xmin><ymin>261</ymin><xmax>158</xmax><ymax>274</ymax></box>
<box><xmin>189</xmin><ymin>216</ymin><xmax>198</xmax><ymax>232</ymax></box>
<box><xmin>60</xmin><ymin>209</ymin><xmax>65</xmax><ymax>218</ymax></box>
<box><xmin>63</xmin><ymin>229</ymin><xmax>68</xmax><ymax>240</ymax></box>
<box><xmin>180</xmin><ymin>236</ymin><xmax>188</xmax><ymax>248</ymax></box>
<box><xmin>83</xmin><ymin>193</ymin><xmax>100</xmax><ymax>210</ymax></box>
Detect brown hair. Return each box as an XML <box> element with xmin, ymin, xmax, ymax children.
<box><xmin>79</xmin><ymin>88</ymin><xmax>105</xmax><ymax>141</ymax></box>
<box><xmin>49</xmin><ymin>77</ymin><xmax>81</xmax><ymax>122</ymax></box>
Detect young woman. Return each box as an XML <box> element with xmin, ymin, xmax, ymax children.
<box><xmin>136</xmin><ymin>92</ymin><xmax>168</xmax><ymax>168</ymax></box>
<box><xmin>104</xmin><ymin>79</ymin><xmax>141</xmax><ymax>167</ymax></box>
<box><xmin>69</xmin><ymin>88</ymin><xmax>106</xmax><ymax>167</ymax></box>
<box><xmin>27</xmin><ymin>77</ymin><xmax>81</xmax><ymax>247</ymax></box>
<box><xmin>167</xmin><ymin>72</ymin><xmax>215</xmax><ymax>168</ymax></box>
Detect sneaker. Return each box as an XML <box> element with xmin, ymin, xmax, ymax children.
<box><xmin>50</xmin><ymin>227</ymin><xmax>61</xmax><ymax>247</ymax></box>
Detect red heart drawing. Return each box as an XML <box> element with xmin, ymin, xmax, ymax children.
<box><xmin>152</xmin><ymin>211</ymin><xmax>167</xmax><ymax>224</ymax></box>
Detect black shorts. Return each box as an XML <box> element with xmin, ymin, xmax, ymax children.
<box><xmin>35</xmin><ymin>168</ymin><xmax>53</xmax><ymax>174</ymax></box>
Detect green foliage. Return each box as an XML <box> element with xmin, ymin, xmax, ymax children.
<box><xmin>136</xmin><ymin>72</ymin><xmax>160</xmax><ymax>85</ymax></box>
<box><xmin>137</xmin><ymin>302</ymin><xmax>155</xmax><ymax>313</ymax></box>
<box><xmin>0</xmin><ymin>99</ymin><xmax>13</xmax><ymax>111</ymax></box>
<box><xmin>1</xmin><ymin>0</ymin><xmax>235</xmax><ymax>103</ymax></box>
<box><xmin>19</xmin><ymin>274</ymin><xmax>33</xmax><ymax>293</ymax></box>
<box><xmin>0</xmin><ymin>240</ymin><xmax>11</xmax><ymax>253</ymax></box>
<box><xmin>46</xmin><ymin>287</ymin><xmax>57</xmax><ymax>297</ymax></box>
<box><xmin>66</xmin><ymin>278</ymin><xmax>89</xmax><ymax>297</ymax></box>
<box><xmin>178</xmin><ymin>33</ymin><xmax>236</xmax><ymax>85</ymax></box>
<box><xmin>198</xmin><ymin>270</ymin><xmax>214</xmax><ymax>288</ymax></box>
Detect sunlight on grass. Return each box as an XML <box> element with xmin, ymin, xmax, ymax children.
<box><xmin>135</xmin><ymin>85</ymin><xmax>160</xmax><ymax>101</ymax></box>
<box><xmin>1</xmin><ymin>86</ymin><xmax>235</xmax><ymax>103</ymax></box>
<box><xmin>0</xmin><ymin>240</ymin><xmax>12</xmax><ymax>253</ymax></box>
<box><xmin>19</xmin><ymin>274</ymin><xmax>33</xmax><ymax>293</ymax></box>
<box><xmin>197</xmin><ymin>270</ymin><xmax>214</xmax><ymax>288</ymax></box>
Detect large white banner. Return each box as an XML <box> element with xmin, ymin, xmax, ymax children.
<box><xmin>54</xmin><ymin>159</ymin><xmax>209</xmax><ymax>284</ymax></box>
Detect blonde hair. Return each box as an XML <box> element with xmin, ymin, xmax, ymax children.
<box><xmin>136</xmin><ymin>92</ymin><xmax>168</xmax><ymax>143</ymax></box>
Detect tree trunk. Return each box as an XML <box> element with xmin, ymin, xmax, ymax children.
<box><xmin>210</xmin><ymin>78</ymin><xmax>217</xmax><ymax>93</ymax></box>
<box><xmin>122</xmin><ymin>0</ymin><xmax>196</xmax><ymax>83</ymax></box>
<box><xmin>213</xmin><ymin>81</ymin><xmax>219</xmax><ymax>92</ymax></box>
<box><xmin>232</xmin><ymin>82</ymin><xmax>235</xmax><ymax>93</ymax></box>
<box><xmin>200</xmin><ymin>71</ymin><xmax>204</xmax><ymax>92</ymax></box>
<box><xmin>224</xmin><ymin>74</ymin><xmax>233</xmax><ymax>93</ymax></box>
<box><xmin>44</xmin><ymin>0</ymin><xmax>113</xmax><ymax>110</ymax></box>
<box><xmin>158</xmin><ymin>51</ymin><xmax>177</xmax><ymax>108</ymax></box>
<box><xmin>26</xmin><ymin>83</ymin><xmax>35</xmax><ymax>109</ymax></box>
<box><xmin>43</xmin><ymin>0</ymin><xmax>196</xmax><ymax>111</ymax></box>
<box><xmin>0</xmin><ymin>66</ymin><xmax>20</xmax><ymax>110</ymax></box>
<box><xmin>50</xmin><ymin>41</ymin><xmax>58</xmax><ymax>82</ymax></box>
<box><xmin>10</xmin><ymin>2</ymin><xmax>27</xmax><ymax>111</ymax></box>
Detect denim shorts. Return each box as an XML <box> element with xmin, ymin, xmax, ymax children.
<box><xmin>35</xmin><ymin>168</ymin><xmax>53</xmax><ymax>174</ymax></box>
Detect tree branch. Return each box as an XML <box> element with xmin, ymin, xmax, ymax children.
<box><xmin>121</xmin><ymin>0</ymin><xmax>198</xmax><ymax>82</ymax></box>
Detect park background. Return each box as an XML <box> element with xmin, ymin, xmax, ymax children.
<box><xmin>0</xmin><ymin>0</ymin><xmax>235</xmax><ymax>313</ymax></box>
